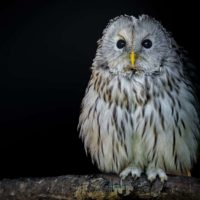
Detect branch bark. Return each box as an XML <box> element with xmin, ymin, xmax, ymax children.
<box><xmin>0</xmin><ymin>174</ymin><xmax>200</xmax><ymax>199</ymax></box>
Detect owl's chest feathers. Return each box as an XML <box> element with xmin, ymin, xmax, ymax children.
<box><xmin>90</xmin><ymin>69</ymin><xmax>182</xmax><ymax>111</ymax></box>
<box><xmin>82</xmin><ymin>69</ymin><xmax>198</xmax><ymax>173</ymax></box>
<box><xmin>91</xmin><ymin>70</ymin><xmax>145</xmax><ymax>108</ymax></box>
<box><xmin>89</xmin><ymin>70</ymin><xmax>192</xmax><ymax>137</ymax></box>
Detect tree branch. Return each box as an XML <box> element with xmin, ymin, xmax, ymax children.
<box><xmin>0</xmin><ymin>174</ymin><xmax>200</xmax><ymax>199</ymax></box>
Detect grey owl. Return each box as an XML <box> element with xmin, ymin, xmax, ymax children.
<box><xmin>78</xmin><ymin>15</ymin><xmax>200</xmax><ymax>182</ymax></box>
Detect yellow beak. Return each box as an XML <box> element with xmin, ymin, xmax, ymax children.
<box><xmin>129</xmin><ymin>51</ymin><xmax>135</xmax><ymax>66</ymax></box>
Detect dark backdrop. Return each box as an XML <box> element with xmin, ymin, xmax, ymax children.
<box><xmin>0</xmin><ymin>0</ymin><xmax>199</xmax><ymax>179</ymax></box>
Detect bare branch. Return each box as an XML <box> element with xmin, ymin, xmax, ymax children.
<box><xmin>0</xmin><ymin>174</ymin><xmax>200</xmax><ymax>199</ymax></box>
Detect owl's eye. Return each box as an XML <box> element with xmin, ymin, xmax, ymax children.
<box><xmin>142</xmin><ymin>39</ymin><xmax>152</xmax><ymax>49</ymax></box>
<box><xmin>116</xmin><ymin>39</ymin><xmax>126</xmax><ymax>49</ymax></box>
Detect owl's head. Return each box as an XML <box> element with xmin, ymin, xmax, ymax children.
<box><xmin>93</xmin><ymin>15</ymin><xmax>178</xmax><ymax>76</ymax></box>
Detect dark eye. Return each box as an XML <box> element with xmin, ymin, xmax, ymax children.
<box><xmin>142</xmin><ymin>39</ymin><xmax>152</xmax><ymax>49</ymax></box>
<box><xmin>116</xmin><ymin>39</ymin><xmax>126</xmax><ymax>49</ymax></box>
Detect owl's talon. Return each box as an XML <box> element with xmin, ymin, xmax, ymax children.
<box><xmin>146</xmin><ymin>168</ymin><xmax>167</xmax><ymax>182</ymax></box>
<box><xmin>120</xmin><ymin>167</ymin><xmax>142</xmax><ymax>180</ymax></box>
<box><xmin>120</xmin><ymin>178</ymin><xmax>123</xmax><ymax>187</ymax></box>
<box><xmin>132</xmin><ymin>174</ymin><xmax>139</xmax><ymax>181</ymax></box>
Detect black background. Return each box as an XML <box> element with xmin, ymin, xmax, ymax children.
<box><xmin>0</xmin><ymin>0</ymin><xmax>199</xmax><ymax>179</ymax></box>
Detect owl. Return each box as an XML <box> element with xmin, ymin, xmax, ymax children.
<box><xmin>78</xmin><ymin>15</ymin><xmax>200</xmax><ymax>182</ymax></box>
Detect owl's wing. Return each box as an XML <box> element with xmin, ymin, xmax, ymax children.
<box><xmin>178</xmin><ymin>47</ymin><xmax>200</xmax><ymax>177</ymax></box>
<box><xmin>180</xmin><ymin>49</ymin><xmax>200</xmax><ymax>95</ymax></box>
<box><xmin>167</xmin><ymin>35</ymin><xmax>200</xmax><ymax>93</ymax></box>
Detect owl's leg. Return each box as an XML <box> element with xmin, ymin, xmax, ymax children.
<box><xmin>146</xmin><ymin>165</ymin><xmax>167</xmax><ymax>182</ymax></box>
<box><xmin>119</xmin><ymin>164</ymin><xmax>142</xmax><ymax>180</ymax></box>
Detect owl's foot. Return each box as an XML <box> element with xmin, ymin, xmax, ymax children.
<box><xmin>146</xmin><ymin>168</ymin><xmax>167</xmax><ymax>182</ymax></box>
<box><xmin>120</xmin><ymin>166</ymin><xmax>142</xmax><ymax>180</ymax></box>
